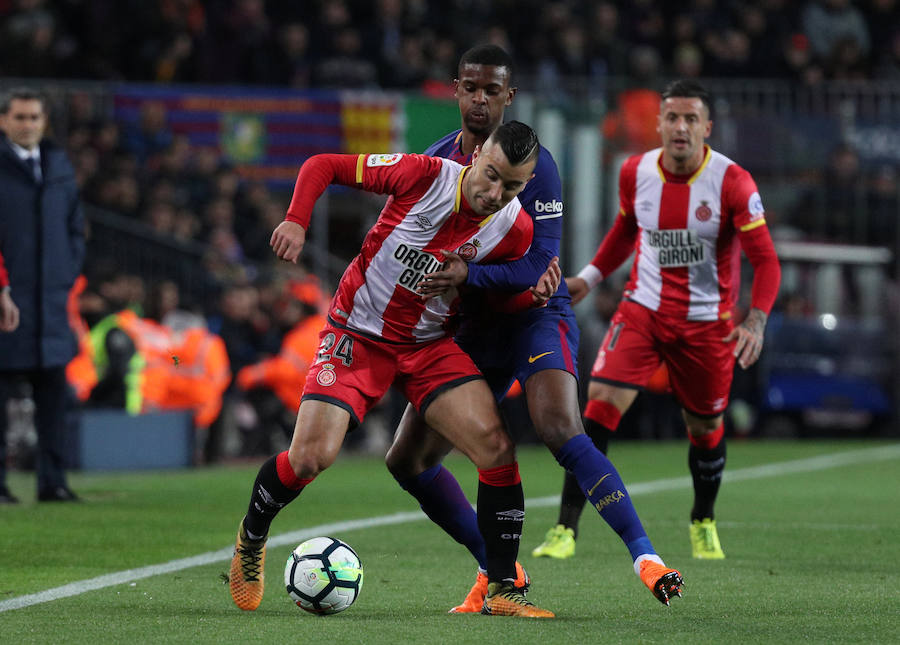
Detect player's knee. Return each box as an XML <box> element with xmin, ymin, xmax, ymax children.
<box><xmin>384</xmin><ymin>444</ymin><xmax>421</xmax><ymax>480</ymax></box>
<box><xmin>685</xmin><ymin>415</ymin><xmax>722</xmax><ymax>437</ymax></box>
<box><xmin>533</xmin><ymin>416</ymin><xmax>580</xmax><ymax>453</ymax></box>
<box><xmin>473</xmin><ymin>422</ymin><xmax>515</xmax><ymax>469</ymax></box>
<box><xmin>287</xmin><ymin>446</ymin><xmax>335</xmax><ymax>479</ymax></box>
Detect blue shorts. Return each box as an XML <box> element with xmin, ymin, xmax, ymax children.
<box><xmin>456</xmin><ymin>304</ymin><xmax>580</xmax><ymax>402</ymax></box>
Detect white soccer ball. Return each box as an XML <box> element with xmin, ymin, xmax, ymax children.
<box><xmin>284</xmin><ymin>536</ymin><xmax>363</xmax><ymax>615</ymax></box>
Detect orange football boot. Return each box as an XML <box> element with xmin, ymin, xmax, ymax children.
<box><xmin>229</xmin><ymin>520</ymin><xmax>267</xmax><ymax>610</ymax></box>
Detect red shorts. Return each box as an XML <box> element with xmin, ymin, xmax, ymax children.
<box><xmin>302</xmin><ymin>322</ymin><xmax>483</xmax><ymax>427</ymax></box>
<box><xmin>589</xmin><ymin>300</ymin><xmax>736</xmax><ymax>417</ymax></box>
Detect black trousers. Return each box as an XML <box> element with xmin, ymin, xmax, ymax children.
<box><xmin>0</xmin><ymin>366</ymin><xmax>71</xmax><ymax>492</ymax></box>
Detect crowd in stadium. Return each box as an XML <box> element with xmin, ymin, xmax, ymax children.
<box><xmin>1</xmin><ymin>0</ymin><xmax>897</xmax><ymax>462</ymax></box>
<box><xmin>2</xmin><ymin>0</ymin><xmax>900</xmax><ymax>86</ymax></box>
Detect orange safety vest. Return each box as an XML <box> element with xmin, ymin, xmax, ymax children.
<box><xmin>159</xmin><ymin>327</ymin><xmax>231</xmax><ymax>427</ymax></box>
<box><xmin>236</xmin><ymin>313</ymin><xmax>326</xmax><ymax>413</ymax></box>
<box><xmin>65</xmin><ymin>275</ymin><xmax>98</xmax><ymax>401</ymax></box>
<box><xmin>115</xmin><ymin>311</ymin><xmax>230</xmax><ymax>427</ymax></box>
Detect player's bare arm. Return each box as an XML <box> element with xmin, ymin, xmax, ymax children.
<box><xmin>564</xmin><ymin>276</ymin><xmax>590</xmax><ymax>304</ymax></box>
<box><xmin>270</xmin><ymin>220</ymin><xmax>307</xmax><ymax>263</ymax></box>
<box><xmin>723</xmin><ymin>307</ymin><xmax>768</xmax><ymax>370</ymax></box>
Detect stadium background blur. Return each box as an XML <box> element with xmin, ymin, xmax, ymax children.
<box><xmin>1</xmin><ymin>0</ymin><xmax>897</xmax><ymax>468</ymax></box>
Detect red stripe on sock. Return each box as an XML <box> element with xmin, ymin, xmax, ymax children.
<box><xmin>276</xmin><ymin>451</ymin><xmax>314</xmax><ymax>490</ymax></box>
<box><xmin>688</xmin><ymin>424</ymin><xmax>724</xmax><ymax>450</ymax></box>
<box><xmin>584</xmin><ymin>399</ymin><xmax>622</xmax><ymax>431</ymax></box>
<box><xmin>478</xmin><ymin>462</ymin><xmax>521</xmax><ymax>486</ymax></box>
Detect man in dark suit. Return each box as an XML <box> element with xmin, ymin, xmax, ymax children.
<box><xmin>0</xmin><ymin>87</ymin><xmax>85</xmax><ymax>503</ymax></box>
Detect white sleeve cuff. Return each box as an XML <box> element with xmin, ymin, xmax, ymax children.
<box><xmin>576</xmin><ymin>264</ymin><xmax>603</xmax><ymax>290</ymax></box>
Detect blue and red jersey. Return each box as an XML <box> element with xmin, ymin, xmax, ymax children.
<box><xmin>426</xmin><ymin>129</ymin><xmax>580</xmax><ymax>398</ymax></box>
<box><xmin>425</xmin><ymin>129</ymin><xmax>571</xmax><ymax>312</ymax></box>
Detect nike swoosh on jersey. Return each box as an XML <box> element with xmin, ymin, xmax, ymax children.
<box><xmin>527</xmin><ymin>351</ymin><xmax>554</xmax><ymax>363</ymax></box>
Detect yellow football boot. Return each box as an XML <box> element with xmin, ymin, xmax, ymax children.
<box><xmin>690</xmin><ymin>518</ymin><xmax>725</xmax><ymax>559</ymax></box>
<box><xmin>530</xmin><ymin>524</ymin><xmax>575</xmax><ymax>559</ymax></box>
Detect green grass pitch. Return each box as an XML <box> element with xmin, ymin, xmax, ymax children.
<box><xmin>2</xmin><ymin>439</ymin><xmax>898</xmax><ymax>644</ymax></box>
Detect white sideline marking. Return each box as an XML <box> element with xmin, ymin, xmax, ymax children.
<box><xmin>2</xmin><ymin>444</ymin><xmax>898</xmax><ymax>613</ymax></box>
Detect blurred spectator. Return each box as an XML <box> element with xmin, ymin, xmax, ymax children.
<box><xmin>272</xmin><ymin>22</ymin><xmax>312</xmax><ymax>88</ymax></box>
<box><xmin>0</xmin><ymin>0</ymin><xmax>75</xmax><ymax>78</ymax></box>
<box><xmin>672</xmin><ymin>42</ymin><xmax>704</xmax><ymax>78</ymax></box>
<box><xmin>235</xmin><ymin>282</ymin><xmax>326</xmax><ymax>455</ymax></box>
<box><xmin>801</xmin><ymin>0</ymin><xmax>871</xmax><ymax>75</ymax></box>
<box><xmin>866</xmin><ymin>164</ymin><xmax>900</xmax><ymax>274</ymax></box>
<box><xmin>601</xmin><ymin>87</ymin><xmax>662</xmax><ymax>155</ymax></box>
<box><xmin>85</xmin><ymin>280</ymin><xmax>230</xmax><ymax>461</ymax></box>
<box><xmin>121</xmin><ymin>100</ymin><xmax>172</xmax><ymax>165</ymax></box>
<box><xmin>864</xmin><ymin>0</ymin><xmax>900</xmax><ymax>64</ymax></box>
<box><xmin>588</xmin><ymin>2</ymin><xmax>630</xmax><ymax>77</ymax></box>
<box><xmin>210</xmin><ymin>283</ymin><xmax>273</xmax><ymax>376</ymax></box>
<box><xmin>874</xmin><ymin>27</ymin><xmax>900</xmax><ymax>78</ymax></box>
<box><xmin>790</xmin><ymin>142</ymin><xmax>866</xmax><ymax>242</ymax></box>
<box><xmin>314</xmin><ymin>26</ymin><xmax>379</xmax><ymax>88</ymax></box>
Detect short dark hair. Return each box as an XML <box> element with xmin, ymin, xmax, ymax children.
<box><xmin>0</xmin><ymin>87</ymin><xmax>47</xmax><ymax>114</ymax></box>
<box><xmin>458</xmin><ymin>44</ymin><xmax>514</xmax><ymax>80</ymax></box>
<box><xmin>487</xmin><ymin>120</ymin><xmax>539</xmax><ymax>167</ymax></box>
<box><xmin>661</xmin><ymin>79</ymin><xmax>712</xmax><ymax>118</ymax></box>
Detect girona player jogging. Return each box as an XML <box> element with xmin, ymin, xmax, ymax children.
<box><xmin>285</xmin><ymin>153</ymin><xmax>533</xmax><ymax>344</ymax></box>
<box><xmin>583</xmin><ymin>145</ymin><xmax>780</xmax><ymax>415</ymax></box>
<box><xmin>587</xmin><ymin>145</ymin><xmax>779</xmax><ymax>321</ymax></box>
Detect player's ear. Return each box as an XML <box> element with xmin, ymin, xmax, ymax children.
<box><xmin>506</xmin><ymin>86</ymin><xmax>517</xmax><ymax>106</ymax></box>
<box><xmin>704</xmin><ymin>119</ymin><xmax>713</xmax><ymax>138</ymax></box>
<box><xmin>452</xmin><ymin>79</ymin><xmax>461</xmax><ymax>96</ymax></box>
<box><xmin>472</xmin><ymin>145</ymin><xmax>481</xmax><ymax>164</ymax></box>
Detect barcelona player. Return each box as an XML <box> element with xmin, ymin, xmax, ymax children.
<box><xmin>384</xmin><ymin>45</ymin><xmax>684</xmax><ymax>611</ymax></box>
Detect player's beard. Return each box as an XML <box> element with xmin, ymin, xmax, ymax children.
<box><xmin>464</xmin><ymin>112</ymin><xmax>494</xmax><ymax>138</ymax></box>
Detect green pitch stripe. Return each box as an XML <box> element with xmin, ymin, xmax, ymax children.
<box><xmin>2</xmin><ymin>444</ymin><xmax>898</xmax><ymax>613</ymax></box>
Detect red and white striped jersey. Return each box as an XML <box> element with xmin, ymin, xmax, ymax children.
<box><xmin>287</xmin><ymin>153</ymin><xmax>533</xmax><ymax>343</ymax></box>
<box><xmin>618</xmin><ymin>146</ymin><xmax>768</xmax><ymax>321</ymax></box>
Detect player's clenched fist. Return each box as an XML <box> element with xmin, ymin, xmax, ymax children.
<box><xmin>270</xmin><ymin>220</ymin><xmax>307</xmax><ymax>263</ymax></box>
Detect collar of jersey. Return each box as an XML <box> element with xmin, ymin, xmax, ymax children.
<box><xmin>656</xmin><ymin>145</ymin><xmax>711</xmax><ymax>185</ymax></box>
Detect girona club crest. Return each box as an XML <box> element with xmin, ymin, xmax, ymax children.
<box><xmin>316</xmin><ymin>363</ymin><xmax>337</xmax><ymax>387</ymax></box>
<box><xmin>695</xmin><ymin>201</ymin><xmax>712</xmax><ymax>222</ymax></box>
<box><xmin>457</xmin><ymin>243</ymin><xmax>478</xmax><ymax>261</ymax></box>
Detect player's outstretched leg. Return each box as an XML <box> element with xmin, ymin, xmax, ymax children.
<box><xmin>636</xmin><ymin>555</ymin><xmax>685</xmax><ymax>606</ymax></box>
<box><xmin>229</xmin><ymin>451</ymin><xmax>312</xmax><ymax>610</ymax></box>
<box><xmin>555</xmin><ymin>434</ymin><xmax>684</xmax><ymax>605</ymax></box>
<box><xmin>532</xmin><ymin>403</ymin><xmax>615</xmax><ymax>559</ymax></box>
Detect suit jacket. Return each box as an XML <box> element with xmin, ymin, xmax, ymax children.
<box><xmin>0</xmin><ymin>134</ymin><xmax>85</xmax><ymax>369</ymax></box>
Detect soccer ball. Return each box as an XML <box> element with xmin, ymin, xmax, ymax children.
<box><xmin>284</xmin><ymin>536</ymin><xmax>363</xmax><ymax>615</ymax></box>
